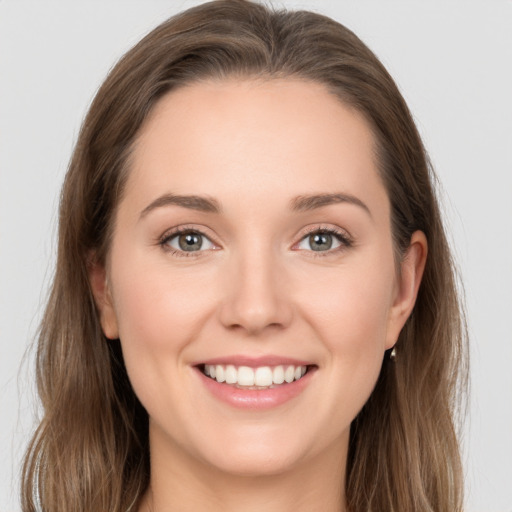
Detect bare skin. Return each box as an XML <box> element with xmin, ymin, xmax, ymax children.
<box><xmin>90</xmin><ymin>78</ymin><xmax>427</xmax><ymax>512</ymax></box>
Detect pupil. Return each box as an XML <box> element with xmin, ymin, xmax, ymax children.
<box><xmin>179</xmin><ymin>233</ymin><xmax>202</xmax><ymax>251</ymax></box>
<box><xmin>310</xmin><ymin>233</ymin><xmax>332</xmax><ymax>251</ymax></box>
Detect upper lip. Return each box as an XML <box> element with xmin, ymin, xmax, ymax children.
<box><xmin>192</xmin><ymin>355</ymin><xmax>315</xmax><ymax>368</ymax></box>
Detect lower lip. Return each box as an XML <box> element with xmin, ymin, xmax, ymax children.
<box><xmin>195</xmin><ymin>367</ymin><xmax>316</xmax><ymax>410</ymax></box>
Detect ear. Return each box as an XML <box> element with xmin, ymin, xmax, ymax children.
<box><xmin>87</xmin><ymin>255</ymin><xmax>119</xmax><ymax>340</ymax></box>
<box><xmin>386</xmin><ymin>230</ymin><xmax>428</xmax><ymax>349</ymax></box>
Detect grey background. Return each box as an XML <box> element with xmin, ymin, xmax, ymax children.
<box><xmin>1</xmin><ymin>1</ymin><xmax>511</xmax><ymax>510</ymax></box>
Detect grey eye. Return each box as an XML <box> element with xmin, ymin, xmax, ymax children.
<box><xmin>309</xmin><ymin>233</ymin><xmax>333</xmax><ymax>251</ymax></box>
<box><xmin>167</xmin><ymin>231</ymin><xmax>215</xmax><ymax>252</ymax></box>
<box><xmin>297</xmin><ymin>231</ymin><xmax>343</xmax><ymax>252</ymax></box>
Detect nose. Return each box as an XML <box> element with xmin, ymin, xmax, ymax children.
<box><xmin>218</xmin><ymin>247</ymin><xmax>294</xmax><ymax>336</ymax></box>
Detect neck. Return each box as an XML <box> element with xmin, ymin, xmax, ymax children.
<box><xmin>139</xmin><ymin>428</ymin><xmax>348</xmax><ymax>512</ymax></box>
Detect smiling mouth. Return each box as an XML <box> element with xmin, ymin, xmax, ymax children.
<box><xmin>199</xmin><ymin>364</ymin><xmax>315</xmax><ymax>390</ymax></box>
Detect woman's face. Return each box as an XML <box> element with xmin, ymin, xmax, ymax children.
<box><xmin>93</xmin><ymin>78</ymin><xmax>424</xmax><ymax>478</ymax></box>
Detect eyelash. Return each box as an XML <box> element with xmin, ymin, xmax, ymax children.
<box><xmin>158</xmin><ymin>226</ymin><xmax>215</xmax><ymax>258</ymax></box>
<box><xmin>299</xmin><ymin>226</ymin><xmax>353</xmax><ymax>258</ymax></box>
<box><xmin>158</xmin><ymin>225</ymin><xmax>353</xmax><ymax>258</ymax></box>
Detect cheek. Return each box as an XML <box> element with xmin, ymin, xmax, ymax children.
<box><xmin>297</xmin><ymin>258</ymin><xmax>394</xmax><ymax>396</ymax></box>
<box><xmin>301</xmin><ymin>259</ymin><xmax>393</xmax><ymax>344</ymax></box>
<box><xmin>111</xmin><ymin>250</ymin><xmax>214</xmax><ymax>343</ymax></box>
<box><xmin>108</xmin><ymin>252</ymin><xmax>218</xmax><ymax>400</ymax></box>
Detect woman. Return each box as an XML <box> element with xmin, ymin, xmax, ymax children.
<box><xmin>21</xmin><ymin>1</ymin><xmax>467</xmax><ymax>511</ymax></box>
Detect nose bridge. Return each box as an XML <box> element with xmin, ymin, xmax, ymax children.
<box><xmin>219</xmin><ymin>236</ymin><xmax>293</xmax><ymax>335</ymax></box>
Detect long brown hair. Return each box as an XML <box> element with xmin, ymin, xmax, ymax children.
<box><xmin>21</xmin><ymin>1</ymin><xmax>468</xmax><ymax>510</ymax></box>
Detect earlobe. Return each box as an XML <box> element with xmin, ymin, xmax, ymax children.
<box><xmin>386</xmin><ymin>230</ymin><xmax>428</xmax><ymax>349</ymax></box>
<box><xmin>87</xmin><ymin>256</ymin><xmax>119</xmax><ymax>340</ymax></box>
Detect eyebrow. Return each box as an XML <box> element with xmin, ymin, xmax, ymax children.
<box><xmin>290</xmin><ymin>193</ymin><xmax>372</xmax><ymax>218</ymax></box>
<box><xmin>140</xmin><ymin>193</ymin><xmax>222</xmax><ymax>218</ymax></box>
<box><xmin>139</xmin><ymin>192</ymin><xmax>371</xmax><ymax>219</ymax></box>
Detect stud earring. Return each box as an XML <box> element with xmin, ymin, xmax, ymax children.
<box><xmin>389</xmin><ymin>346</ymin><xmax>397</xmax><ymax>361</ymax></box>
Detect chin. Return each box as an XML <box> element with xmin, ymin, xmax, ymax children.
<box><xmin>205</xmin><ymin>447</ymin><xmax>304</xmax><ymax>478</ymax></box>
<box><xmin>192</xmin><ymin>424</ymin><xmax>330</xmax><ymax>478</ymax></box>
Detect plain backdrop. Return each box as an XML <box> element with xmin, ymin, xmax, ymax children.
<box><xmin>1</xmin><ymin>1</ymin><xmax>511</xmax><ymax>511</ymax></box>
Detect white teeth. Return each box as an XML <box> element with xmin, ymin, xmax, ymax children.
<box><xmin>215</xmin><ymin>365</ymin><xmax>225</xmax><ymax>383</ymax></box>
<box><xmin>284</xmin><ymin>366</ymin><xmax>295</xmax><ymax>383</ymax></box>
<box><xmin>225</xmin><ymin>365</ymin><xmax>237</xmax><ymax>384</ymax></box>
<box><xmin>255</xmin><ymin>366</ymin><xmax>273</xmax><ymax>387</ymax></box>
<box><xmin>238</xmin><ymin>366</ymin><xmax>255</xmax><ymax>386</ymax></box>
<box><xmin>273</xmin><ymin>365</ymin><xmax>285</xmax><ymax>384</ymax></box>
<box><xmin>203</xmin><ymin>363</ymin><xmax>309</xmax><ymax>387</ymax></box>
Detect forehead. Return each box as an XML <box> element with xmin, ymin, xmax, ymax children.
<box><xmin>125</xmin><ymin>78</ymin><xmax>388</xmax><ymax>219</ymax></box>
